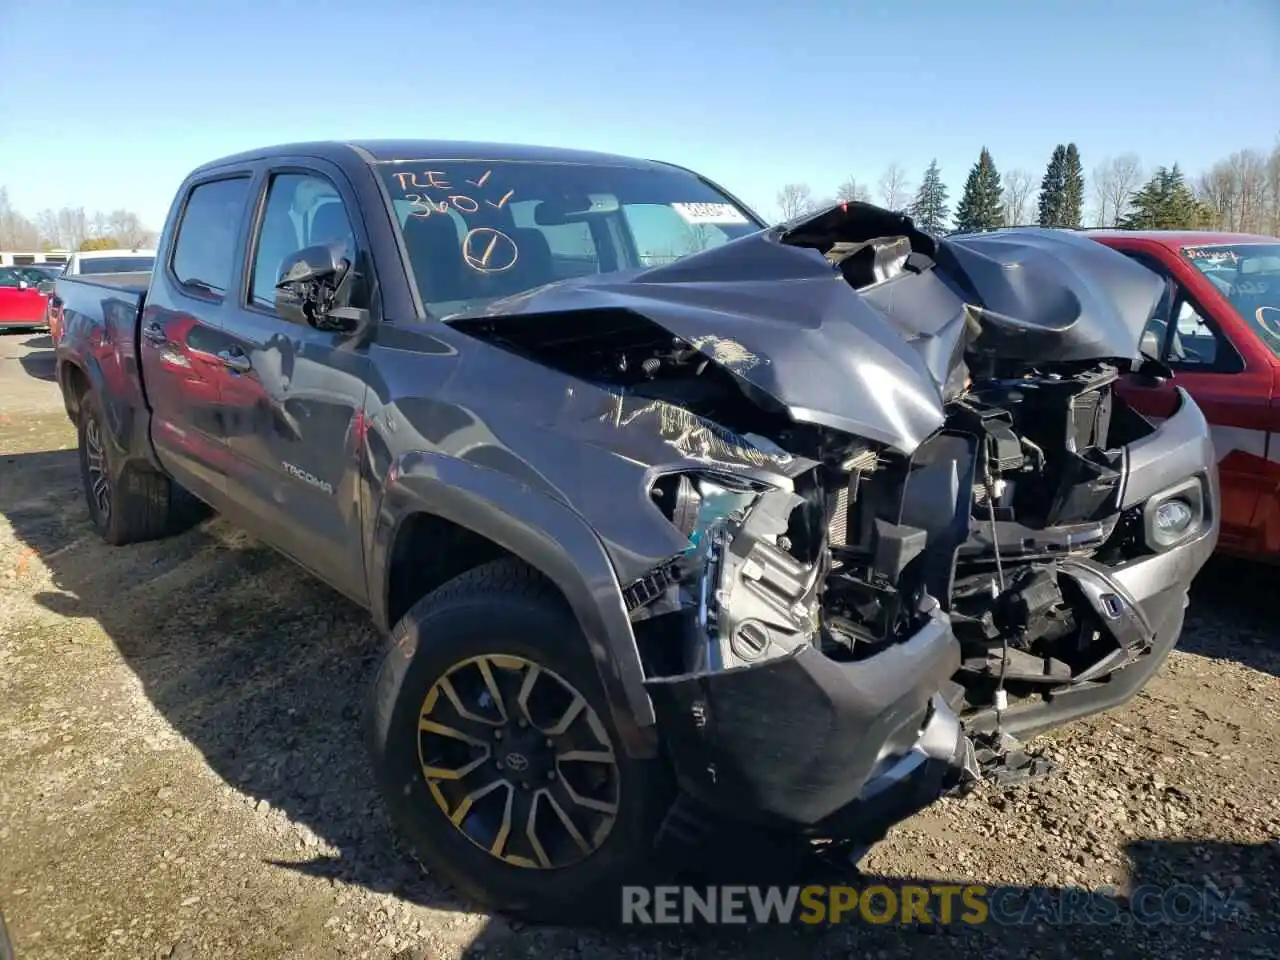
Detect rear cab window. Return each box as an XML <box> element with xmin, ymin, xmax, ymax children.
<box><xmin>79</xmin><ymin>257</ymin><xmax>155</xmax><ymax>275</ymax></box>
<box><xmin>373</xmin><ymin>159</ymin><xmax>760</xmax><ymax>318</ymax></box>
<box><xmin>169</xmin><ymin>176</ymin><xmax>253</xmax><ymax>298</ymax></box>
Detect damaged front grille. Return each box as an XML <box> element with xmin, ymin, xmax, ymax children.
<box><xmin>629</xmin><ymin>359</ymin><xmax>1164</xmax><ymax>736</ymax></box>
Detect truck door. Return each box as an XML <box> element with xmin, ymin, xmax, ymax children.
<box><xmin>216</xmin><ymin>164</ymin><xmax>371</xmax><ymax>604</ymax></box>
<box><xmin>138</xmin><ymin>174</ymin><xmax>256</xmax><ymax>505</ymax></box>
<box><xmin>1113</xmin><ymin>248</ymin><xmax>1273</xmax><ymax>552</ymax></box>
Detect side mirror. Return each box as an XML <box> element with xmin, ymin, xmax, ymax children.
<box><xmin>274</xmin><ymin>243</ymin><xmax>346</xmax><ymax>328</ymax></box>
<box><xmin>276</xmin><ymin>243</ymin><xmax>345</xmax><ymax>290</ymax></box>
<box><xmin>273</xmin><ymin>242</ymin><xmax>369</xmax><ymax>335</ymax></box>
<box><xmin>17</xmin><ymin>280</ymin><xmax>29</xmax><ymax>290</ymax></box>
<box><xmin>36</xmin><ymin>280</ymin><xmax>56</xmax><ymax>296</ymax></box>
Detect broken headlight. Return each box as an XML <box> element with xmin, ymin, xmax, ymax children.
<box><xmin>648</xmin><ymin>471</ymin><xmax>765</xmax><ymax>543</ymax></box>
<box><xmin>1142</xmin><ymin>476</ymin><xmax>1206</xmax><ymax>552</ymax></box>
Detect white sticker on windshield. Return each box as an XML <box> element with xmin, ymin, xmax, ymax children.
<box><xmin>672</xmin><ymin>202</ymin><xmax>749</xmax><ymax>225</ymax></box>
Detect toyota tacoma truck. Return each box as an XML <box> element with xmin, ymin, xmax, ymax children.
<box><xmin>53</xmin><ymin>140</ymin><xmax>1219</xmax><ymax>921</ymax></box>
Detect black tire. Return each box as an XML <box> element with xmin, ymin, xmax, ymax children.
<box><xmin>367</xmin><ymin>558</ymin><xmax>672</xmax><ymax>923</ymax></box>
<box><xmin>76</xmin><ymin>389</ymin><xmax>191</xmax><ymax>546</ymax></box>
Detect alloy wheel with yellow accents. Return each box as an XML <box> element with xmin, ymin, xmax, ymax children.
<box><xmin>417</xmin><ymin>653</ymin><xmax>621</xmax><ymax>869</ymax></box>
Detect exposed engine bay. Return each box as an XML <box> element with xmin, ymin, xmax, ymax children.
<box><xmin>627</xmin><ymin>356</ymin><xmax>1178</xmax><ymax>714</ymax></box>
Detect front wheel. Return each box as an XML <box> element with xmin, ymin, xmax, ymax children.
<box><xmin>367</xmin><ymin>559</ymin><xmax>672</xmax><ymax>922</ymax></box>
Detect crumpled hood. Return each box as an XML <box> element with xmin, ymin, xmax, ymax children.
<box><xmin>446</xmin><ymin>202</ymin><xmax>1165</xmax><ymax>455</ymax></box>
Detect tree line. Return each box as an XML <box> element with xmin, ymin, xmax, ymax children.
<box><xmin>0</xmin><ymin>188</ymin><xmax>156</xmax><ymax>251</ymax></box>
<box><xmin>775</xmin><ymin>140</ymin><xmax>1280</xmax><ymax>237</ymax></box>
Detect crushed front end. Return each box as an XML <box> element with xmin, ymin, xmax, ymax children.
<box><xmin>447</xmin><ymin>202</ymin><xmax>1220</xmax><ymax>849</ymax></box>
<box><xmin>629</xmin><ymin>360</ymin><xmax>1217</xmax><ymax>847</ymax></box>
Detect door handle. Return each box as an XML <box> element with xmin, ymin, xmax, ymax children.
<box><xmin>217</xmin><ymin>348</ymin><xmax>253</xmax><ymax>374</ymax></box>
<box><xmin>142</xmin><ymin>322</ymin><xmax>167</xmax><ymax>345</ymax></box>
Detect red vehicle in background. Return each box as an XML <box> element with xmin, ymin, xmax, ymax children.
<box><xmin>0</xmin><ymin>265</ymin><xmax>55</xmax><ymax>330</ymax></box>
<box><xmin>1094</xmin><ymin>230</ymin><xmax>1280</xmax><ymax>561</ymax></box>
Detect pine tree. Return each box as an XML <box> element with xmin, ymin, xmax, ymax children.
<box><xmin>1120</xmin><ymin>164</ymin><xmax>1207</xmax><ymax>230</ymax></box>
<box><xmin>909</xmin><ymin>159</ymin><xmax>950</xmax><ymax>235</ymax></box>
<box><xmin>1037</xmin><ymin>145</ymin><xmax>1067</xmax><ymax>227</ymax></box>
<box><xmin>1062</xmin><ymin>143</ymin><xmax>1084</xmax><ymax>228</ymax></box>
<box><xmin>953</xmin><ymin>147</ymin><xmax>1006</xmax><ymax>233</ymax></box>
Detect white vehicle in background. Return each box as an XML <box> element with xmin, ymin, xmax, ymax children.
<box><xmin>61</xmin><ymin>248</ymin><xmax>156</xmax><ymax>277</ymax></box>
<box><xmin>46</xmin><ymin>249</ymin><xmax>157</xmax><ymax>344</ymax></box>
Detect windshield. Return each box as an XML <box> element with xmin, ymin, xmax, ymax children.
<box><xmin>376</xmin><ymin>159</ymin><xmax>761</xmax><ymax>316</ymax></box>
<box><xmin>1182</xmin><ymin>242</ymin><xmax>1280</xmax><ymax>354</ymax></box>
<box><xmin>80</xmin><ymin>256</ymin><xmax>154</xmax><ymax>275</ymax></box>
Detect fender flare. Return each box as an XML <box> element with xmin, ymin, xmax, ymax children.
<box><xmin>369</xmin><ymin>450</ymin><xmax>658</xmax><ymax>759</ymax></box>
<box><xmin>55</xmin><ymin>351</ymin><xmax>161</xmax><ymax>476</ymax></box>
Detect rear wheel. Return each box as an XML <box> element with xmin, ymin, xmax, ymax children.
<box><xmin>77</xmin><ymin>390</ymin><xmax>193</xmax><ymax>545</ymax></box>
<box><xmin>367</xmin><ymin>559</ymin><xmax>671</xmax><ymax>922</ymax></box>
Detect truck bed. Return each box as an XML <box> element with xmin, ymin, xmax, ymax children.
<box><xmin>61</xmin><ymin>270</ymin><xmax>152</xmax><ymax>293</ymax></box>
<box><xmin>53</xmin><ymin>272</ymin><xmax>151</xmax><ymax>433</ymax></box>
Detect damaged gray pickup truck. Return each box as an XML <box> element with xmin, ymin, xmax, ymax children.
<box><xmin>53</xmin><ymin>140</ymin><xmax>1218</xmax><ymax>921</ymax></box>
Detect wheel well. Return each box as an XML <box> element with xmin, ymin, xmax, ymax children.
<box><xmin>386</xmin><ymin>512</ymin><xmax>519</xmax><ymax>628</ymax></box>
<box><xmin>60</xmin><ymin>363</ymin><xmax>90</xmax><ymax>424</ymax></box>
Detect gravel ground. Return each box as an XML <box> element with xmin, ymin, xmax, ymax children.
<box><xmin>0</xmin><ymin>331</ymin><xmax>1277</xmax><ymax>959</ymax></box>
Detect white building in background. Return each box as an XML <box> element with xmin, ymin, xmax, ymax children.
<box><xmin>0</xmin><ymin>249</ymin><xmax>71</xmax><ymax>266</ymax></box>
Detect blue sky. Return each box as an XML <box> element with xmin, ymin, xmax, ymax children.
<box><xmin>2</xmin><ymin>0</ymin><xmax>1276</xmax><ymax>229</ymax></box>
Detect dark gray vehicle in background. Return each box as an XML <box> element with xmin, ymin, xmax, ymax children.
<box><xmin>52</xmin><ymin>139</ymin><xmax>1218</xmax><ymax>921</ymax></box>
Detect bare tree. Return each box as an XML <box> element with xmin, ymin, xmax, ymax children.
<box><xmin>35</xmin><ymin>209</ymin><xmax>60</xmax><ymax>248</ymax></box>
<box><xmin>776</xmin><ymin>183</ymin><xmax>815</xmax><ymax>221</ymax></box>
<box><xmin>1106</xmin><ymin>154</ymin><xmax>1142</xmax><ymax>227</ymax></box>
<box><xmin>108</xmin><ymin>209</ymin><xmax>150</xmax><ymax>247</ymax></box>
<box><xmin>89</xmin><ymin>210</ymin><xmax>112</xmax><ymax>241</ymax></box>
<box><xmin>1231</xmin><ymin>149</ymin><xmax>1270</xmax><ymax>233</ymax></box>
<box><xmin>877</xmin><ymin>162</ymin><xmax>911</xmax><ymax>210</ymax></box>
<box><xmin>1267</xmin><ymin>142</ymin><xmax>1280</xmax><ymax>235</ymax></box>
<box><xmin>0</xmin><ymin>188</ymin><xmax>42</xmax><ymax>249</ymax></box>
<box><xmin>1197</xmin><ymin>163</ymin><xmax>1236</xmax><ymax>230</ymax></box>
<box><xmin>1198</xmin><ymin>149</ymin><xmax>1272</xmax><ymax>232</ymax></box>
<box><xmin>1091</xmin><ymin>162</ymin><xmax>1113</xmax><ymax>227</ymax></box>
<box><xmin>836</xmin><ymin>177</ymin><xmax>871</xmax><ymax>204</ymax></box>
<box><xmin>1001</xmin><ymin>169</ymin><xmax>1034</xmax><ymax>226</ymax></box>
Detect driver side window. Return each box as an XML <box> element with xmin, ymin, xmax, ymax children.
<box><xmin>249</xmin><ymin>172</ymin><xmax>355</xmax><ymax>310</ymax></box>
<box><xmin>1168</xmin><ymin>296</ymin><xmax>1219</xmax><ymax>367</ymax></box>
<box><xmin>1123</xmin><ymin>249</ymin><xmax>1236</xmax><ymax>372</ymax></box>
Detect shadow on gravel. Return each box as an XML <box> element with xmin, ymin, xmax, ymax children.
<box><xmin>21</xmin><ymin>334</ymin><xmax>52</xmax><ymax>349</ymax></box>
<box><xmin>1</xmin><ymin>448</ymin><xmax>480</xmax><ymax>922</ymax></box>
<box><xmin>15</xmin><ymin>347</ymin><xmax>55</xmax><ymax>383</ymax></box>
<box><xmin>450</xmin><ymin>837</ymin><xmax>1277</xmax><ymax>959</ymax></box>
<box><xmin>2</xmin><ymin>445</ymin><xmax>1277</xmax><ymax>960</ymax></box>
<box><xmin>1184</xmin><ymin>557</ymin><xmax>1280</xmax><ymax>678</ymax></box>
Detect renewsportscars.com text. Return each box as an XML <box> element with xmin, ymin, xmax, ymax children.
<box><xmin>621</xmin><ymin>883</ymin><xmax>1247</xmax><ymax>927</ymax></box>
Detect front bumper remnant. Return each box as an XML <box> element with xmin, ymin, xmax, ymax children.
<box><xmin>645</xmin><ymin>606</ymin><xmax>970</xmax><ymax>833</ymax></box>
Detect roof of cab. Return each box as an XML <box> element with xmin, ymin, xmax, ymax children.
<box><xmin>191</xmin><ymin>139</ymin><xmax>673</xmax><ymax>177</ymax></box>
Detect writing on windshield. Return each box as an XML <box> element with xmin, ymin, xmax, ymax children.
<box><xmin>391</xmin><ymin>169</ymin><xmax>520</xmax><ymax>274</ymax></box>
<box><xmin>1183</xmin><ymin>242</ymin><xmax>1280</xmax><ymax>356</ymax></box>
